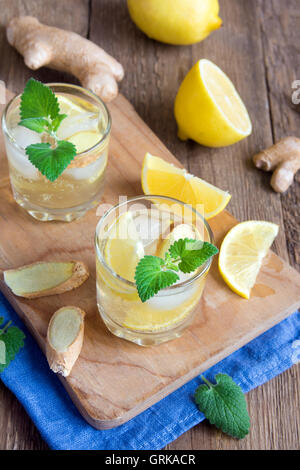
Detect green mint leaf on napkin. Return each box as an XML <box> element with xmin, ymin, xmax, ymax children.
<box><xmin>135</xmin><ymin>238</ymin><xmax>218</xmax><ymax>302</ymax></box>
<box><xmin>18</xmin><ymin>78</ymin><xmax>76</xmax><ymax>181</ymax></box>
<box><xmin>27</xmin><ymin>141</ymin><xmax>76</xmax><ymax>182</ymax></box>
<box><xmin>194</xmin><ymin>374</ymin><xmax>250</xmax><ymax>439</ymax></box>
<box><xmin>0</xmin><ymin>320</ymin><xmax>25</xmax><ymax>373</ymax></box>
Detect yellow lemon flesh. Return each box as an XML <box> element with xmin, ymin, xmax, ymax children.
<box><xmin>142</xmin><ymin>153</ymin><xmax>231</xmax><ymax>219</ymax></box>
<box><xmin>57</xmin><ymin>95</ymin><xmax>84</xmax><ymax>116</ymax></box>
<box><xmin>104</xmin><ymin>212</ymin><xmax>145</xmax><ymax>282</ymax></box>
<box><xmin>57</xmin><ymin>95</ymin><xmax>102</xmax><ymax>153</ymax></box>
<box><xmin>218</xmin><ymin>221</ymin><xmax>279</xmax><ymax>299</ymax></box>
<box><xmin>174</xmin><ymin>59</ymin><xmax>252</xmax><ymax>147</ymax></box>
<box><xmin>127</xmin><ymin>0</ymin><xmax>222</xmax><ymax>45</ymax></box>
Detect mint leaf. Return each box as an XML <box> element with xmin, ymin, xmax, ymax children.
<box><xmin>19</xmin><ymin>117</ymin><xmax>50</xmax><ymax>134</ymax></box>
<box><xmin>19</xmin><ymin>79</ymin><xmax>67</xmax><ymax>135</ymax></box>
<box><xmin>164</xmin><ymin>252</ymin><xmax>179</xmax><ymax>272</ymax></box>
<box><xmin>52</xmin><ymin>113</ymin><xmax>68</xmax><ymax>132</ymax></box>
<box><xmin>0</xmin><ymin>322</ymin><xmax>25</xmax><ymax>373</ymax></box>
<box><xmin>134</xmin><ymin>237</ymin><xmax>218</xmax><ymax>302</ymax></box>
<box><xmin>169</xmin><ymin>239</ymin><xmax>219</xmax><ymax>274</ymax></box>
<box><xmin>19</xmin><ymin>78</ymin><xmax>59</xmax><ymax>122</ymax></box>
<box><xmin>135</xmin><ymin>256</ymin><xmax>179</xmax><ymax>302</ymax></box>
<box><xmin>26</xmin><ymin>140</ymin><xmax>76</xmax><ymax>182</ymax></box>
<box><xmin>194</xmin><ymin>374</ymin><xmax>250</xmax><ymax>439</ymax></box>
<box><xmin>18</xmin><ymin>78</ymin><xmax>77</xmax><ymax>181</ymax></box>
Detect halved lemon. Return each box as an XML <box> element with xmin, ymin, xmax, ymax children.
<box><xmin>174</xmin><ymin>59</ymin><xmax>252</xmax><ymax>147</ymax></box>
<box><xmin>104</xmin><ymin>212</ymin><xmax>144</xmax><ymax>282</ymax></box>
<box><xmin>142</xmin><ymin>153</ymin><xmax>231</xmax><ymax>219</ymax></box>
<box><xmin>218</xmin><ymin>221</ymin><xmax>279</xmax><ymax>299</ymax></box>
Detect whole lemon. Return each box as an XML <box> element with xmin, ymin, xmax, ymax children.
<box><xmin>127</xmin><ymin>0</ymin><xmax>222</xmax><ymax>46</ymax></box>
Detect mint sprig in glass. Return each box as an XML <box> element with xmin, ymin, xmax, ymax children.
<box><xmin>95</xmin><ymin>195</ymin><xmax>216</xmax><ymax>346</ymax></box>
<box><xmin>135</xmin><ymin>238</ymin><xmax>218</xmax><ymax>302</ymax></box>
<box><xmin>2</xmin><ymin>79</ymin><xmax>111</xmax><ymax>221</ymax></box>
<box><xmin>19</xmin><ymin>78</ymin><xmax>77</xmax><ymax>182</ymax></box>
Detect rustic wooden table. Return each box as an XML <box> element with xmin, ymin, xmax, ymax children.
<box><xmin>0</xmin><ymin>0</ymin><xmax>299</xmax><ymax>451</ymax></box>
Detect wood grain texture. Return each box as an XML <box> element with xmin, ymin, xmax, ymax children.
<box><xmin>0</xmin><ymin>0</ymin><xmax>299</xmax><ymax>450</ymax></box>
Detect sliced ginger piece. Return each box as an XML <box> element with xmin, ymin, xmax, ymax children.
<box><xmin>46</xmin><ymin>306</ymin><xmax>85</xmax><ymax>377</ymax></box>
<box><xmin>3</xmin><ymin>261</ymin><xmax>89</xmax><ymax>298</ymax></box>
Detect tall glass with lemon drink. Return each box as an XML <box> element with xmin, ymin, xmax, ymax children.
<box><xmin>95</xmin><ymin>196</ymin><xmax>214</xmax><ymax>346</ymax></box>
<box><xmin>2</xmin><ymin>83</ymin><xmax>111</xmax><ymax>221</ymax></box>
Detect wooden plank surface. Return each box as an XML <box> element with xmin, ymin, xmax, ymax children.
<box><xmin>0</xmin><ymin>0</ymin><xmax>299</xmax><ymax>450</ymax></box>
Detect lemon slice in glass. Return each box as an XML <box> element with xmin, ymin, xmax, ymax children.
<box><xmin>218</xmin><ymin>221</ymin><xmax>279</xmax><ymax>299</ymax></box>
<box><xmin>104</xmin><ymin>212</ymin><xmax>144</xmax><ymax>282</ymax></box>
<box><xmin>57</xmin><ymin>95</ymin><xmax>85</xmax><ymax>116</ymax></box>
<box><xmin>56</xmin><ymin>95</ymin><xmax>101</xmax><ymax>152</ymax></box>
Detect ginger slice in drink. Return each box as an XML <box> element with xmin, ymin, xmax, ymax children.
<box><xmin>3</xmin><ymin>261</ymin><xmax>89</xmax><ymax>298</ymax></box>
<box><xmin>46</xmin><ymin>306</ymin><xmax>85</xmax><ymax>377</ymax></box>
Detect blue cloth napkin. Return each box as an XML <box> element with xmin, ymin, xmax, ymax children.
<box><xmin>0</xmin><ymin>292</ymin><xmax>299</xmax><ymax>450</ymax></box>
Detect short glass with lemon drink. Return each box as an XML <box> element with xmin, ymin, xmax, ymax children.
<box><xmin>95</xmin><ymin>196</ymin><xmax>214</xmax><ymax>346</ymax></box>
<box><xmin>2</xmin><ymin>83</ymin><xmax>111</xmax><ymax>221</ymax></box>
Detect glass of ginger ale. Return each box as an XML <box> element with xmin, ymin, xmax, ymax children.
<box><xmin>2</xmin><ymin>83</ymin><xmax>111</xmax><ymax>221</ymax></box>
<box><xmin>95</xmin><ymin>195</ymin><xmax>214</xmax><ymax>346</ymax></box>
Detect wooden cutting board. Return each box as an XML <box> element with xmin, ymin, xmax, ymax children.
<box><xmin>0</xmin><ymin>91</ymin><xmax>300</xmax><ymax>429</ymax></box>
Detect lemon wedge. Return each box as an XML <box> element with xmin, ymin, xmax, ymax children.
<box><xmin>142</xmin><ymin>153</ymin><xmax>231</xmax><ymax>219</ymax></box>
<box><xmin>218</xmin><ymin>221</ymin><xmax>279</xmax><ymax>299</ymax></box>
<box><xmin>174</xmin><ymin>59</ymin><xmax>252</xmax><ymax>147</ymax></box>
<box><xmin>104</xmin><ymin>212</ymin><xmax>144</xmax><ymax>282</ymax></box>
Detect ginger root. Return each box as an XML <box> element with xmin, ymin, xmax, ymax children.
<box><xmin>4</xmin><ymin>261</ymin><xmax>89</xmax><ymax>298</ymax></box>
<box><xmin>46</xmin><ymin>306</ymin><xmax>85</xmax><ymax>377</ymax></box>
<box><xmin>253</xmin><ymin>137</ymin><xmax>300</xmax><ymax>193</ymax></box>
<box><xmin>6</xmin><ymin>16</ymin><xmax>124</xmax><ymax>102</ymax></box>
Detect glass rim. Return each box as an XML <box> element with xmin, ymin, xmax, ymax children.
<box><xmin>1</xmin><ymin>82</ymin><xmax>112</xmax><ymax>158</ymax></box>
<box><xmin>95</xmin><ymin>195</ymin><xmax>214</xmax><ymax>294</ymax></box>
